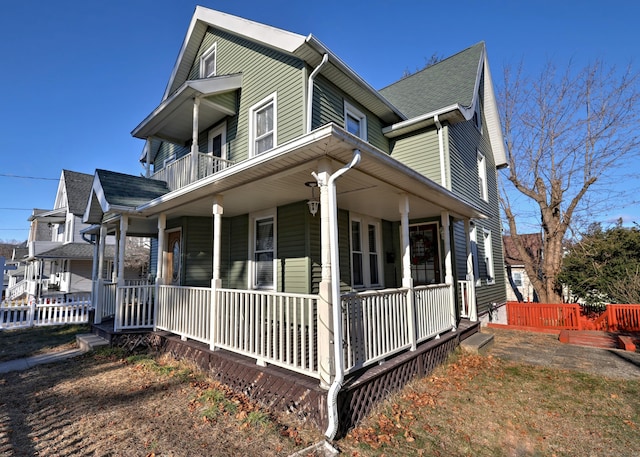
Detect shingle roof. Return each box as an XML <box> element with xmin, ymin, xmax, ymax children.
<box><xmin>96</xmin><ymin>169</ymin><xmax>169</xmax><ymax>208</ymax></box>
<box><xmin>37</xmin><ymin>243</ymin><xmax>115</xmax><ymax>260</ymax></box>
<box><xmin>62</xmin><ymin>170</ymin><xmax>94</xmax><ymax>216</ymax></box>
<box><xmin>379</xmin><ymin>42</ymin><xmax>484</xmax><ymax>119</ymax></box>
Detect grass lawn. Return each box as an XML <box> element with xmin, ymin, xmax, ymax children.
<box><xmin>1</xmin><ymin>326</ymin><xmax>639</xmax><ymax>456</ymax></box>
<box><xmin>0</xmin><ymin>324</ymin><xmax>89</xmax><ymax>361</ymax></box>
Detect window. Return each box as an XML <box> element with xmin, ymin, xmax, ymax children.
<box><xmin>251</xmin><ymin>213</ymin><xmax>276</xmax><ymax>289</ymax></box>
<box><xmin>513</xmin><ymin>271</ymin><xmax>523</xmax><ymax>287</ymax></box>
<box><xmin>477</xmin><ymin>151</ymin><xmax>488</xmax><ymax>201</ymax></box>
<box><xmin>409</xmin><ymin>223</ymin><xmax>441</xmax><ymax>285</ymax></box>
<box><xmin>350</xmin><ymin>215</ymin><xmax>382</xmax><ymax>288</ymax></box>
<box><xmin>473</xmin><ymin>96</ymin><xmax>483</xmax><ymax>132</ymax></box>
<box><xmin>483</xmin><ymin>229</ymin><xmax>495</xmax><ymax>284</ymax></box>
<box><xmin>249</xmin><ymin>93</ymin><xmax>277</xmax><ymax>156</ymax></box>
<box><xmin>344</xmin><ymin>101</ymin><xmax>367</xmax><ymax>140</ymax></box>
<box><xmin>199</xmin><ymin>43</ymin><xmax>217</xmax><ymax>78</ymax></box>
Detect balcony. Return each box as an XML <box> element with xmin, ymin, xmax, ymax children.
<box><xmin>150</xmin><ymin>152</ymin><xmax>235</xmax><ymax>191</ymax></box>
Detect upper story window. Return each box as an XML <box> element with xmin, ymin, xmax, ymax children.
<box><xmin>200</xmin><ymin>43</ymin><xmax>217</xmax><ymax>78</ymax></box>
<box><xmin>250</xmin><ymin>93</ymin><xmax>277</xmax><ymax>157</ymax></box>
<box><xmin>477</xmin><ymin>151</ymin><xmax>488</xmax><ymax>201</ymax></box>
<box><xmin>344</xmin><ymin>101</ymin><xmax>367</xmax><ymax>140</ymax></box>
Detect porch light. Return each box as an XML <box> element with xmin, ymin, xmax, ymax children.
<box><xmin>305</xmin><ymin>181</ymin><xmax>320</xmax><ymax>216</ymax></box>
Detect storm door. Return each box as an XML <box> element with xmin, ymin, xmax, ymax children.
<box><xmin>165</xmin><ymin>230</ymin><xmax>182</xmax><ymax>286</ymax></box>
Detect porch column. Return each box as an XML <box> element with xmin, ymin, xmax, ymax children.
<box><xmin>191</xmin><ymin>97</ymin><xmax>201</xmax><ymax>182</ymax></box>
<box><xmin>114</xmin><ymin>216</ymin><xmax>128</xmax><ymax>332</ymax></box>
<box><xmin>210</xmin><ymin>196</ymin><xmax>223</xmax><ymax>351</ymax></box>
<box><xmin>154</xmin><ymin>214</ymin><xmax>166</xmax><ymax>331</ymax></box>
<box><xmin>316</xmin><ymin>159</ymin><xmax>333</xmax><ymax>388</ymax></box>
<box><xmin>94</xmin><ymin>224</ymin><xmax>107</xmax><ymax>324</ymax></box>
<box><xmin>464</xmin><ymin>219</ymin><xmax>478</xmax><ymax>321</ymax></box>
<box><xmin>440</xmin><ymin>211</ymin><xmax>456</xmax><ymax>330</ymax></box>
<box><xmin>399</xmin><ymin>194</ymin><xmax>416</xmax><ymax>351</ymax></box>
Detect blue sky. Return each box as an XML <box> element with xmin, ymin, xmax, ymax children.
<box><xmin>0</xmin><ymin>0</ymin><xmax>638</xmax><ymax>241</ymax></box>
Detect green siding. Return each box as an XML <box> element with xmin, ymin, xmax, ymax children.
<box><xmin>222</xmin><ymin>214</ymin><xmax>248</xmax><ymax>289</ymax></box>
<box><xmin>183</xmin><ymin>217</ymin><xmax>213</xmax><ymax>287</ymax></box>
<box><xmin>277</xmin><ymin>202</ymin><xmax>311</xmax><ymax>293</ymax></box>
<box><xmin>188</xmin><ymin>27</ymin><xmax>306</xmax><ymax>163</ymax></box>
<box><xmin>389</xmin><ymin>128</ymin><xmax>443</xmax><ymax>184</ymax></box>
<box><xmin>382</xmin><ymin>220</ymin><xmax>401</xmax><ymax>288</ymax></box>
<box><xmin>154</xmin><ymin>142</ymin><xmax>189</xmax><ymax>173</ymax></box>
<box><xmin>312</xmin><ymin>75</ymin><xmax>390</xmax><ymax>153</ymax></box>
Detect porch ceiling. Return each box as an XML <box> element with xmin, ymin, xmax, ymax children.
<box><xmin>134</xmin><ymin>124</ymin><xmax>487</xmax><ymax>223</ymax></box>
<box><xmin>131</xmin><ymin>74</ymin><xmax>242</xmax><ymax>145</ymax></box>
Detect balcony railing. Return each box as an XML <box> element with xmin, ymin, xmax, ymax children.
<box><xmin>151</xmin><ymin>152</ymin><xmax>235</xmax><ymax>191</ymax></box>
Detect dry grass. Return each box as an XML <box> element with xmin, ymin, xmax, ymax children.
<box><xmin>0</xmin><ymin>325</ymin><xmax>89</xmax><ymax>362</ymax></box>
<box><xmin>339</xmin><ymin>351</ymin><xmax>640</xmax><ymax>457</ymax></box>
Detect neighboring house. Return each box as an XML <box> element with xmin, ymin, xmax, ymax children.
<box><xmin>503</xmin><ymin>233</ymin><xmax>542</xmax><ymax>303</ymax></box>
<box><xmin>83</xmin><ymin>7</ymin><xmax>507</xmax><ymax>434</ymax></box>
<box><xmin>7</xmin><ymin>170</ymin><xmax>115</xmax><ymax>301</ymax></box>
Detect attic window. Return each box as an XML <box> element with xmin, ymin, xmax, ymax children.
<box><xmin>344</xmin><ymin>101</ymin><xmax>367</xmax><ymax>140</ymax></box>
<box><xmin>200</xmin><ymin>43</ymin><xmax>217</xmax><ymax>78</ymax></box>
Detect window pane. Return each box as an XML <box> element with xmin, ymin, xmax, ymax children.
<box><xmin>255</xmin><ymin>252</ymin><xmax>273</xmax><ymax>287</ymax></box>
<box><xmin>255</xmin><ymin>219</ymin><xmax>273</xmax><ymax>251</ymax></box>
<box><xmin>346</xmin><ymin>113</ymin><xmax>360</xmax><ymax>137</ymax></box>
<box><xmin>256</xmin><ymin>134</ymin><xmax>273</xmax><ymax>154</ymax></box>
<box><xmin>352</xmin><ymin>253</ymin><xmax>363</xmax><ymax>286</ymax></box>
<box><xmin>204</xmin><ymin>53</ymin><xmax>215</xmax><ymax>77</ymax></box>
<box><xmin>211</xmin><ymin>134</ymin><xmax>222</xmax><ymax>157</ymax></box>
<box><xmin>256</xmin><ymin>104</ymin><xmax>273</xmax><ymax>137</ymax></box>
<box><xmin>351</xmin><ymin>221</ymin><xmax>361</xmax><ymax>251</ymax></box>
<box><xmin>368</xmin><ymin>225</ymin><xmax>377</xmax><ymax>253</ymax></box>
<box><xmin>369</xmin><ymin>254</ymin><xmax>378</xmax><ymax>285</ymax></box>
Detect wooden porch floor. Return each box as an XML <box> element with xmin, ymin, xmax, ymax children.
<box><xmin>90</xmin><ymin>319</ymin><xmax>480</xmax><ymax>436</ymax></box>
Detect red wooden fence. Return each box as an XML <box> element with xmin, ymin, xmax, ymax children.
<box><xmin>505</xmin><ymin>302</ymin><xmax>640</xmax><ymax>332</ymax></box>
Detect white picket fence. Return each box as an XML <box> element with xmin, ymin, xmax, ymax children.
<box><xmin>0</xmin><ymin>296</ymin><xmax>93</xmax><ymax>330</ymax></box>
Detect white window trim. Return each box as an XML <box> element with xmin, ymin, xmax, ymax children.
<box><xmin>249</xmin><ymin>92</ymin><xmax>277</xmax><ymax>158</ymax></box>
<box><xmin>470</xmin><ymin>224</ymin><xmax>481</xmax><ymax>287</ymax></box>
<box><xmin>249</xmin><ymin>208</ymin><xmax>277</xmax><ymax>290</ymax></box>
<box><xmin>483</xmin><ymin>228</ymin><xmax>495</xmax><ymax>285</ymax></box>
<box><xmin>208</xmin><ymin>122</ymin><xmax>227</xmax><ymax>160</ymax></box>
<box><xmin>199</xmin><ymin>43</ymin><xmax>217</xmax><ymax>78</ymax></box>
<box><xmin>477</xmin><ymin>151</ymin><xmax>488</xmax><ymax>201</ymax></box>
<box><xmin>344</xmin><ymin>101</ymin><xmax>368</xmax><ymax>141</ymax></box>
<box><xmin>349</xmin><ymin>213</ymin><xmax>383</xmax><ymax>289</ymax></box>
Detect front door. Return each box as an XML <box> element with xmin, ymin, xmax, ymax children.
<box><xmin>208</xmin><ymin>124</ymin><xmax>226</xmax><ymax>174</ymax></box>
<box><xmin>165</xmin><ymin>230</ymin><xmax>182</xmax><ymax>285</ymax></box>
<box><xmin>409</xmin><ymin>223</ymin><xmax>441</xmax><ymax>285</ymax></box>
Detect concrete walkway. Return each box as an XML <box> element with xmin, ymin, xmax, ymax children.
<box><xmin>484</xmin><ymin>327</ymin><xmax>640</xmax><ymax>380</ymax></box>
<box><xmin>0</xmin><ymin>348</ymin><xmax>85</xmax><ymax>374</ymax></box>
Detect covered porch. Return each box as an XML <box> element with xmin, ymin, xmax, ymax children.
<box><xmin>86</xmin><ymin>124</ymin><xmax>482</xmax><ymax>389</ymax></box>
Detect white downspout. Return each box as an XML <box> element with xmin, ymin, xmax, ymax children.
<box><xmin>322</xmin><ymin>149</ymin><xmax>361</xmax><ymax>441</ymax></box>
<box><xmin>434</xmin><ymin>114</ymin><xmax>447</xmax><ymax>189</ymax></box>
<box><xmin>306</xmin><ymin>54</ymin><xmax>329</xmax><ymax>133</ymax></box>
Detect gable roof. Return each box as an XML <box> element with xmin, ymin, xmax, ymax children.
<box><xmin>379</xmin><ymin>42</ymin><xmax>507</xmax><ymax>168</ymax></box>
<box><xmin>61</xmin><ymin>170</ymin><xmax>94</xmax><ymax>215</ymax></box>
<box><xmin>503</xmin><ymin>234</ymin><xmax>543</xmax><ymax>266</ymax></box>
<box><xmin>36</xmin><ymin>243</ymin><xmax>115</xmax><ymax>260</ymax></box>
<box><xmin>83</xmin><ymin>170</ymin><xmax>169</xmax><ymax>224</ymax></box>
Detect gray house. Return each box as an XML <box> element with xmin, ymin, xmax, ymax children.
<box><xmin>83</xmin><ymin>6</ymin><xmax>507</xmax><ymax>436</ymax></box>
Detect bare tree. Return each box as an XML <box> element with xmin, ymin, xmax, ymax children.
<box><xmin>499</xmin><ymin>60</ymin><xmax>640</xmax><ymax>303</ymax></box>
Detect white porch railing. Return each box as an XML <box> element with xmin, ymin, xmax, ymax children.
<box><xmin>342</xmin><ymin>285</ymin><xmax>455</xmax><ymax>375</ymax></box>
<box><xmin>156</xmin><ymin>285</ymin><xmax>211</xmax><ymax>344</ymax></box>
<box><xmin>215</xmin><ymin>289</ymin><xmax>319</xmax><ymax>379</ymax></box>
<box><xmin>458</xmin><ymin>280</ymin><xmax>477</xmax><ymax>320</ymax></box>
<box><xmin>151</xmin><ymin>152</ymin><xmax>235</xmax><ymax>191</ymax></box>
<box><xmin>414</xmin><ymin>284</ymin><xmax>455</xmax><ymax>342</ymax></box>
<box><xmin>342</xmin><ymin>288</ymin><xmax>411</xmax><ymax>374</ymax></box>
<box><xmin>115</xmin><ymin>284</ymin><xmax>155</xmax><ymax>331</ymax></box>
<box><xmin>7</xmin><ymin>279</ymin><xmax>27</xmax><ymax>300</ymax></box>
<box><xmin>100</xmin><ymin>282</ymin><xmax>117</xmax><ymax>320</ymax></box>
<box><xmin>0</xmin><ymin>296</ymin><xmax>92</xmax><ymax>330</ymax></box>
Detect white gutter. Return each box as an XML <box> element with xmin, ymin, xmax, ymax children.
<box><xmin>323</xmin><ymin>149</ymin><xmax>361</xmax><ymax>441</ymax></box>
<box><xmin>307</xmin><ymin>53</ymin><xmax>329</xmax><ymax>133</ymax></box>
<box><xmin>434</xmin><ymin>115</ymin><xmax>447</xmax><ymax>189</ymax></box>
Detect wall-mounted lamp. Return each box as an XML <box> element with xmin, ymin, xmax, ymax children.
<box><xmin>305</xmin><ymin>181</ymin><xmax>320</xmax><ymax>216</ymax></box>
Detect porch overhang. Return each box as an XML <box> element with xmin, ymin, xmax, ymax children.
<box><xmin>132</xmin><ymin>74</ymin><xmax>242</xmax><ymax>146</ymax></box>
<box><xmin>134</xmin><ymin>123</ymin><xmax>487</xmax><ymax>222</ymax></box>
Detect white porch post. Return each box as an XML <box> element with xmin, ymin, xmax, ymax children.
<box><xmin>210</xmin><ymin>196</ymin><xmax>223</xmax><ymax>351</ymax></box>
<box><xmin>399</xmin><ymin>194</ymin><xmax>416</xmax><ymax>350</ymax></box>
<box><xmin>316</xmin><ymin>159</ymin><xmax>333</xmax><ymax>388</ymax></box>
<box><xmin>464</xmin><ymin>219</ymin><xmax>478</xmax><ymax>321</ymax></box>
<box><xmin>441</xmin><ymin>211</ymin><xmax>456</xmax><ymax>330</ymax></box>
<box><xmin>154</xmin><ymin>214</ymin><xmax>166</xmax><ymax>331</ymax></box>
<box><xmin>190</xmin><ymin>97</ymin><xmax>200</xmax><ymax>183</ymax></box>
<box><xmin>94</xmin><ymin>224</ymin><xmax>107</xmax><ymax>324</ymax></box>
<box><xmin>114</xmin><ymin>216</ymin><xmax>128</xmax><ymax>331</ymax></box>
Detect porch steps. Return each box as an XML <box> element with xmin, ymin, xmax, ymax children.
<box><xmin>76</xmin><ymin>333</ymin><xmax>110</xmax><ymax>352</ymax></box>
<box><xmin>460</xmin><ymin>331</ymin><xmax>494</xmax><ymax>355</ymax></box>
